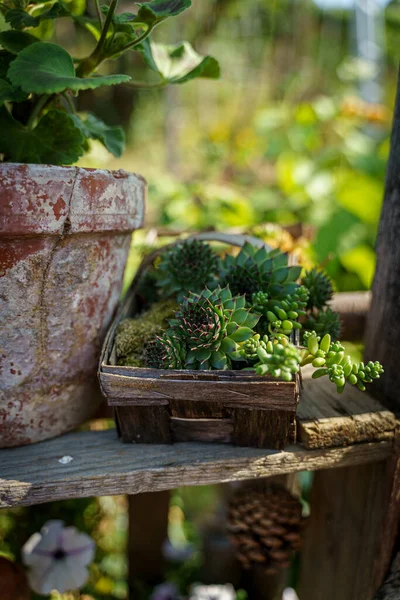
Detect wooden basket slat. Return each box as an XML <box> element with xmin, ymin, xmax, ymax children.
<box><xmin>170</xmin><ymin>417</ymin><xmax>233</xmax><ymax>443</ymax></box>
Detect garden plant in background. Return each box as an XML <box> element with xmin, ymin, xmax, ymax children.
<box><xmin>0</xmin><ymin>0</ymin><xmax>219</xmax><ymax>163</ymax></box>
<box><xmin>116</xmin><ymin>239</ymin><xmax>383</xmax><ymax>394</ymax></box>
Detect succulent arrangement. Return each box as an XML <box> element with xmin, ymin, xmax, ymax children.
<box><xmin>116</xmin><ymin>239</ymin><xmax>383</xmax><ymax>394</ymax></box>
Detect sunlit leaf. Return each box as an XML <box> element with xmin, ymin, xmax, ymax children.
<box><xmin>5</xmin><ymin>9</ymin><xmax>40</xmax><ymax>29</ymax></box>
<box><xmin>0</xmin><ymin>106</ymin><xmax>85</xmax><ymax>164</ymax></box>
<box><xmin>336</xmin><ymin>169</ymin><xmax>383</xmax><ymax>225</ymax></box>
<box><xmin>139</xmin><ymin>39</ymin><xmax>220</xmax><ymax>83</ymax></box>
<box><xmin>340</xmin><ymin>244</ymin><xmax>376</xmax><ymax>289</ymax></box>
<box><xmin>72</xmin><ymin>113</ymin><xmax>125</xmax><ymax>157</ymax></box>
<box><xmin>8</xmin><ymin>42</ymin><xmax>130</xmax><ymax>94</ymax></box>
<box><xmin>134</xmin><ymin>0</ymin><xmax>191</xmax><ymax>27</ymax></box>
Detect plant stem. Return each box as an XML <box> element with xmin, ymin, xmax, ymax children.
<box><xmin>63</xmin><ymin>92</ymin><xmax>76</xmax><ymax>113</ymax></box>
<box><xmin>123</xmin><ymin>79</ymin><xmax>167</xmax><ymax>89</ymax></box>
<box><xmin>76</xmin><ymin>0</ymin><xmax>118</xmax><ymax>76</ymax></box>
<box><xmin>108</xmin><ymin>24</ymin><xmax>154</xmax><ymax>58</ymax></box>
<box><xmin>94</xmin><ymin>0</ymin><xmax>103</xmax><ymax>26</ymax></box>
<box><xmin>26</xmin><ymin>94</ymin><xmax>49</xmax><ymax>130</ymax></box>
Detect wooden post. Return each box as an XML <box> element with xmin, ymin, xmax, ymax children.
<box><xmin>297</xmin><ymin>429</ymin><xmax>400</xmax><ymax>600</ymax></box>
<box><xmin>364</xmin><ymin>66</ymin><xmax>400</xmax><ymax>413</ymax></box>
<box><xmin>128</xmin><ymin>491</ymin><xmax>170</xmax><ymax>599</ymax></box>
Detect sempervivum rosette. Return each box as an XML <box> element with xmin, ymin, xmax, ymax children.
<box><xmin>156</xmin><ymin>239</ymin><xmax>219</xmax><ymax>300</ymax></box>
<box><xmin>144</xmin><ymin>333</ymin><xmax>186</xmax><ymax>370</ymax></box>
<box><xmin>171</xmin><ymin>286</ymin><xmax>260</xmax><ymax>370</ymax></box>
<box><xmin>219</xmin><ymin>242</ymin><xmax>302</xmax><ymax>301</ymax></box>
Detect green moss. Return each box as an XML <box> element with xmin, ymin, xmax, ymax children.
<box><xmin>115</xmin><ymin>299</ymin><xmax>178</xmax><ymax>366</ymax></box>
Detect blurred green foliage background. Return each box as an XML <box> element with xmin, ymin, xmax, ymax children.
<box><xmin>2</xmin><ymin>0</ymin><xmax>400</xmax><ymax>597</ymax></box>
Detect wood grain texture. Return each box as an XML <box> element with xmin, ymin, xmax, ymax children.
<box><xmin>170</xmin><ymin>417</ymin><xmax>233</xmax><ymax>443</ymax></box>
<box><xmin>115</xmin><ymin>406</ymin><xmax>172</xmax><ymax>443</ymax></box>
<box><xmin>0</xmin><ymin>429</ymin><xmax>393</xmax><ymax>508</ymax></box>
<box><xmin>297</xmin><ymin>456</ymin><xmax>398</xmax><ymax>600</ymax></box>
<box><xmin>330</xmin><ymin>291</ymin><xmax>371</xmax><ymax>341</ymax></box>
<box><xmin>364</xmin><ymin>68</ymin><xmax>400</xmax><ymax>413</ymax></box>
<box><xmin>128</xmin><ymin>491</ymin><xmax>170</xmax><ymax>595</ymax></box>
<box><xmin>101</xmin><ymin>371</ymin><xmax>296</xmax><ymax>410</ymax></box>
<box><xmin>232</xmin><ymin>408</ymin><xmax>296</xmax><ymax>449</ymax></box>
<box><xmin>297</xmin><ymin>370</ymin><xmax>396</xmax><ymax>449</ymax></box>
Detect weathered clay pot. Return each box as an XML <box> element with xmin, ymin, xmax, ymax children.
<box><xmin>0</xmin><ymin>163</ymin><xmax>145</xmax><ymax>447</ymax></box>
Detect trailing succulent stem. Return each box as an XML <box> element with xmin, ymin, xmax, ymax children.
<box><xmin>300</xmin><ymin>331</ymin><xmax>384</xmax><ymax>393</ymax></box>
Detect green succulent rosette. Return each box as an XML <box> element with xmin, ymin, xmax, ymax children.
<box><xmin>144</xmin><ymin>333</ymin><xmax>186</xmax><ymax>370</ymax></box>
<box><xmin>170</xmin><ymin>286</ymin><xmax>260</xmax><ymax>370</ymax></box>
<box><xmin>301</xmin><ymin>268</ymin><xmax>334</xmax><ymax>310</ymax></box>
<box><xmin>156</xmin><ymin>239</ymin><xmax>219</xmax><ymax>300</ymax></box>
<box><xmin>219</xmin><ymin>242</ymin><xmax>302</xmax><ymax>301</ymax></box>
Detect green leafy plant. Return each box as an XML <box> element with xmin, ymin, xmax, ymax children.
<box><xmin>0</xmin><ymin>0</ymin><xmax>220</xmax><ymax>164</ymax></box>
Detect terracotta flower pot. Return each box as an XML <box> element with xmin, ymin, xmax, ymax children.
<box><xmin>0</xmin><ymin>163</ymin><xmax>145</xmax><ymax>447</ymax></box>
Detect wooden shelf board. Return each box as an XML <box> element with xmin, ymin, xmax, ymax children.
<box><xmin>0</xmin><ymin>428</ymin><xmax>393</xmax><ymax>508</ymax></box>
<box><xmin>298</xmin><ymin>372</ymin><xmax>395</xmax><ymax>449</ymax></box>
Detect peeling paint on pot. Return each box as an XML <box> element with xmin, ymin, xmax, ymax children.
<box><xmin>0</xmin><ymin>163</ymin><xmax>146</xmax><ymax>447</ymax></box>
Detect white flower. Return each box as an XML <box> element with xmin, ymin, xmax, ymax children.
<box><xmin>151</xmin><ymin>582</ymin><xmax>181</xmax><ymax>600</ymax></box>
<box><xmin>189</xmin><ymin>584</ymin><xmax>236</xmax><ymax>600</ymax></box>
<box><xmin>282</xmin><ymin>588</ymin><xmax>300</xmax><ymax>600</ymax></box>
<box><xmin>22</xmin><ymin>520</ymin><xmax>95</xmax><ymax>595</ymax></box>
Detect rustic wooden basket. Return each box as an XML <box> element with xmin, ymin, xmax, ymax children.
<box><xmin>99</xmin><ymin>232</ymin><xmax>300</xmax><ymax>449</ymax></box>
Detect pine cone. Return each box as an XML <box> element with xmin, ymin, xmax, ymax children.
<box><xmin>227</xmin><ymin>487</ymin><xmax>306</xmax><ymax>575</ymax></box>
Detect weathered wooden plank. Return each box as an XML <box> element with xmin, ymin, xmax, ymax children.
<box><xmin>297</xmin><ymin>449</ymin><xmax>399</xmax><ymax>600</ymax></box>
<box><xmin>171</xmin><ymin>417</ymin><xmax>233</xmax><ymax>443</ymax></box>
<box><xmin>297</xmin><ymin>370</ymin><xmax>396</xmax><ymax>449</ymax></box>
<box><xmin>0</xmin><ymin>429</ymin><xmax>393</xmax><ymax>508</ymax></box>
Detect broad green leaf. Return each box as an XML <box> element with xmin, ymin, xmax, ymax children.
<box><xmin>72</xmin><ymin>113</ymin><xmax>125</xmax><ymax>157</ymax></box>
<box><xmin>6</xmin><ymin>9</ymin><xmax>40</xmax><ymax>29</ymax></box>
<box><xmin>0</xmin><ymin>78</ymin><xmax>27</xmax><ymax>104</ymax></box>
<box><xmin>0</xmin><ymin>50</ymin><xmax>14</xmax><ymax>78</ymax></box>
<box><xmin>8</xmin><ymin>42</ymin><xmax>131</xmax><ymax>94</ymax></box>
<box><xmin>0</xmin><ymin>30</ymin><xmax>39</xmax><ymax>54</ymax></box>
<box><xmin>0</xmin><ymin>107</ymin><xmax>85</xmax><ymax>164</ymax></box>
<box><xmin>340</xmin><ymin>244</ymin><xmax>376</xmax><ymax>289</ymax></box>
<box><xmin>140</xmin><ymin>39</ymin><xmax>219</xmax><ymax>84</ymax></box>
<box><xmin>134</xmin><ymin>0</ymin><xmax>191</xmax><ymax>27</ymax></box>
